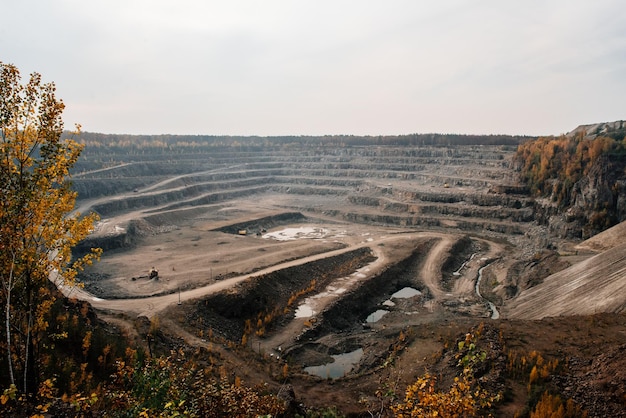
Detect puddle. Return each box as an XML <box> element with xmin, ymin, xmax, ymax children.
<box><xmin>262</xmin><ymin>227</ymin><xmax>327</xmax><ymax>241</ymax></box>
<box><xmin>304</xmin><ymin>348</ymin><xmax>364</xmax><ymax>379</ymax></box>
<box><xmin>293</xmin><ymin>263</ymin><xmax>374</xmax><ymax>319</ymax></box>
<box><xmin>378</xmin><ymin>287</ymin><xmax>421</xmax><ymax>310</ymax></box>
<box><xmin>295</xmin><ymin>305</ymin><xmax>315</xmax><ymax>318</ymax></box>
<box><xmin>366</xmin><ymin>309</ymin><xmax>389</xmax><ymax>323</ymax></box>
<box><xmin>391</xmin><ymin>287</ymin><xmax>421</xmax><ymax>299</ymax></box>
<box><xmin>295</xmin><ymin>285</ymin><xmax>349</xmax><ymax>318</ymax></box>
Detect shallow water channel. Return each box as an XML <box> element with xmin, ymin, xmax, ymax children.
<box><xmin>475</xmin><ymin>264</ymin><xmax>500</xmax><ymax>319</ymax></box>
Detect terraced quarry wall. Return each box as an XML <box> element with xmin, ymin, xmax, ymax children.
<box><xmin>74</xmin><ymin>144</ymin><xmax>536</xmax><ymax>248</ymax></box>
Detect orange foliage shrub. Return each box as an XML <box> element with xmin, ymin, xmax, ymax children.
<box><xmin>530</xmin><ymin>392</ymin><xmax>588</xmax><ymax>418</ymax></box>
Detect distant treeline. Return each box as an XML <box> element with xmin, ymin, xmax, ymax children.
<box><xmin>69</xmin><ymin>131</ymin><xmax>531</xmax><ymax>154</ymax></box>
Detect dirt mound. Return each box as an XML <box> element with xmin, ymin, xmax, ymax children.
<box><xmin>504</xmin><ymin>242</ymin><xmax>626</xmax><ymax>319</ymax></box>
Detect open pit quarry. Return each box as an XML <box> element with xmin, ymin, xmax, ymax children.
<box><xmin>67</xmin><ymin>139</ymin><xmax>626</xmax><ymax>416</ymax></box>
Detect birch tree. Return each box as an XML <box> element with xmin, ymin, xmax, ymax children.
<box><xmin>0</xmin><ymin>62</ymin><xmax>100</xmax><ymax>395</ymax></box>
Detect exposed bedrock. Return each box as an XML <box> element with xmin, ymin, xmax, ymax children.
<box><xmin>529</xmin><ymin>153</ymin><xmax>626</xmax><ymax>239</ymax></box>
<box><xmin>348</xmin><ymin>195</ymin><xmax>533</xmax><ymax>221</ymax></box>
<box><xmin>74</xmin><ymin>144</ymin><xmax>547</xmax><ymax>281</ymax></box>
<box><xmin>91</xmin><ymin>180</ymin><xmax>271</xmax><ymax>216</ymax></box>
<box><xmin>331</xmin><ymin>211</ymin><xmax>526</xmax><ymax>235</ymax></box>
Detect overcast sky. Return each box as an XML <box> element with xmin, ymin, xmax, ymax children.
<box><xmin>2</xmin><ymin>1</ymin><xmax>625</xmax><ymax>137</ymax></box>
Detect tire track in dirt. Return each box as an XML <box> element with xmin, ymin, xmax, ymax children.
<box><xmin>420</xmin><ymin>235</ymin><xmax>455</xmax><ymax>300</ymax></box>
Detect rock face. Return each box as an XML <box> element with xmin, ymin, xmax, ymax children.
<box><xmin>526</xmin><ymin>120</ymin><xmax>626</xmax><ymax>239</ymax></box>
<box><xmin>572</xmin><ymin>154</ymin><xmax>626</xmax><ymax>237</ymax></box>
<box><xmin>533</xmin><ymin>153</ymin><xmax>626</xmax><ymax>239</ymax></box>
<box><xmin>566</xmin><ymin>120</ymin><xmax>626</xmax><ymax>140</ymax></box>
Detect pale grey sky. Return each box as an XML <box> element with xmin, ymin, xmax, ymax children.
<box><xmin>2</xmin><ymin>1</ymin><xmax>625</xmax><ymax>136</ymax></box>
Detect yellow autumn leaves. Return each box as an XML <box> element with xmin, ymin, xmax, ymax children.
<box><xmin>1</xmin><ymin>61</ymin><xmax>100</xmax><ymax>395</ymax></box>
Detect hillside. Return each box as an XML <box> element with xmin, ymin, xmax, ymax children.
<box><xmin>504</xmin><ymin>218</ymin><xmax>626</xmax><ymax>320</ymax></box>
<box><xmin>575</xmin><ymin>218</ymin><xmax>626</xmax><ymax>252</ymax></box>
<box><xmin>504</xmin><ymin>240</ymin><xmax>626</xmax><ymax>319</ymax></box>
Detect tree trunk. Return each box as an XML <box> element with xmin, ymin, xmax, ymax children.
<box><xmin>3</xmin><ymin>255</ymin><xmax>16</xmax><ymax>387</ymax></box>
<box><xmin>23</xmin><ymin>273</ymin><xmax>35</xmax><ymax>395</ymax></box>
<box><xmin>4</xmin><ymin>290</ymin><xmax>15</xmax><ymax>386</ymax></box>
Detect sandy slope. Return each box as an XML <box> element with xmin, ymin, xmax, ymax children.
<box><xmin>575</xmin><ymin>219</ymin><xmax>626</xmax><ymax>253</ymax></box>
<box><xmin>504</xmin><ymin>241</ymin><xmax>626</xmax><ymax>319</ymax></box>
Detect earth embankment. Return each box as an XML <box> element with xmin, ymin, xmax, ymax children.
<box><xmin>505</xmin><ymin>241</ymin><xmax>626</xmax><ymax>319</ymax></box>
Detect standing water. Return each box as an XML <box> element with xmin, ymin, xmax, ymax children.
<box><xmin>304</xmin><ymin>348</ymin><xmax>364</xmax><ymax>379</ymax></box>
<box><xmin>475</xmin><ymin>264</ymin><xmax>500</xmax><ymax>320</ymax></box>
<box><xmin>366</xmin><ymin>309</ymin><xmax>389</xmax><ymax>323</ymax></box>
<box><xmin>391</xmin><ymin>287</ymin><xmax>421</xmax><ymax>299</ymax></box>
